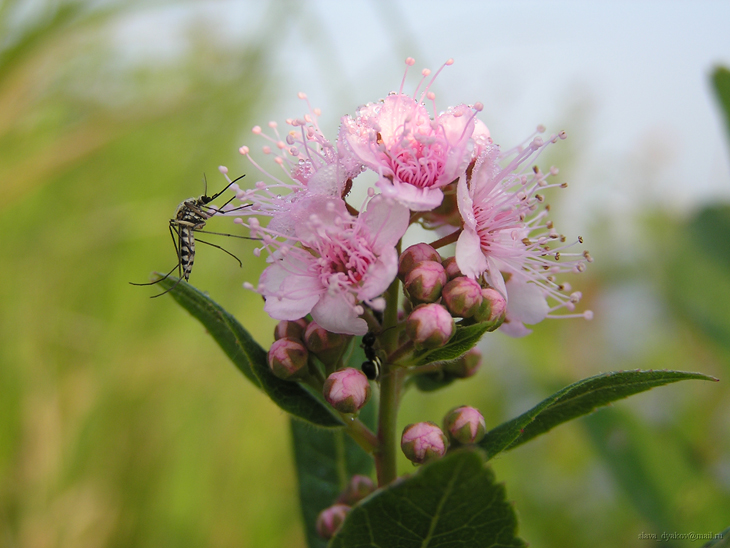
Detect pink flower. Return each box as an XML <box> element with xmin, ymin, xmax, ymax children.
<box><xmin>443</xmin><ymin>406</ymin><xmax>487</xmax><ymax>445</ymax></box>
<box><xmin>316</xmin><ymin>504</ymin><xmax>351</xmax><ymax>540</ymax></box>
<box><xmin>405</xmin><ymin>303</ymin><xmax>455</xmax><ymax>349</ymax></box>
<box><xmin>225</xmin><ymin>93</ymin><xmax>363</xmax><ymax>239</ymax></box>
<box><xmin>249</xmin><ymin>194</ymin><xmax>409</xmax><ymax>335</ymax></box>
<box><xmin>324</xmin><ymin>368</ymin><xmax>371</xmax><ymax>414</ymax></box>
<box><xmin>455</xmin><ymin>129</ymin><xmax>593</xmax><ymax>336</ymax></box>
<box><xmin>401</xmin><ymin>422</ymin><xmax>449</xmax><ymax>464</ymax></box>
<box><xmin>340</xmin><ymin>58</ymin><xmax>482</xmax><ymax>211</ymax></box>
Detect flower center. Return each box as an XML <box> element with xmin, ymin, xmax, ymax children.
<box><xmin>387</xmin><ymin>138</ymin><xmax>446</xmax><ymax>189</ymax></box>
<box><xmin>318</xmin><ymin>237</ymin><xmax>376</xmax><ymax>291</ymax></box>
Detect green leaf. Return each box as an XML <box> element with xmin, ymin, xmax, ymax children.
<box><xmin>413</xmin><ymin>370</ymin><xmax>457</xmax><ymax>392</ymax></box>
<box><xmin>291</xmin><ymin>410</ymin><xmax>374</xmax><ymax>548</ymax></box>
<box><xmin>158</xmin><ymin>275</ymin><xmax>343</xmax><ymax>427</ymax></box>
<box><xmin>329</xmin><ymin>449</ymin><xmax>525</xmax><ymax>548</ymax></box>
<box><xmin>291</xmin><ymin>358</ymin><xmax>377</xmax><ymax>548</ymax></box>
<box><xmin>412</xmin><ymin>322</ymin><xmax>492</xmax><ymax>366</ymax></box>
<box><xmin>479</xmin><ymin>369</ymin><xmax>717</xmax><ymax>460</ymax></box>
<box><xmin>701</xmin><ymin>526</ymin><xmax>730</xmax><ymax>548</ymax></box>
<box><xmin>712</xmin><ymin>66</ymin><xmax>730</xmax><ymax>141</ymax></box>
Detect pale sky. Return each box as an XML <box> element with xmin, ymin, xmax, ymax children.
<box><xmin>117</xmin><ymin>0</ymin><xmax>730</xmax><ymax>233</ymax></box>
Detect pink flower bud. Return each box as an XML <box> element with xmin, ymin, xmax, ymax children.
<box><xmin>304</xmin><ymin>321</ymin><xmax>350</xmax><ymax>364</ymax></box>
<box><xmin>273</xmin><ymin>318</ymin><xmax>308</xmax><ymax>341</ymax></box>
<box><xmin>443</xmin><ymin>406</ymin><xmax>487</xmax><ymax>445</ymax></box>
<box><xmin>473</xmin><ymin>287</ymin><xmax>507</xmax><ymax>326</ymax></box>
<box><xmin>316</xmin><ymin>503</ymin><xmax>350</xmax><ymax>540</ymax></box>
<box><xmin>406</xmin><ymin>303</ymin><xmax>455</xmax><ymax>349</ymax></box>
<box><xmin>338</xmin><ymin>474</ymin><xmax>376</xmax><ymax>505</ymax></box>
<box><xmin>404</xmin><ymin>261</ymin><xmax>448</xmax><ymax>304</ymax></box>
<box><xmin>398</xmin><ymin>243</ymin><xmax>442</xmax><ymax>280</ymax></box>
<box><xmin>267</xmin><ymin>337</ymin><xmax>309</xmax><ymax>380</ymax></box>
<box><xmin>441</xmin><ymin>256</ymin><xmax>463</xmax><ymax>279</ymax></box>
<box><xmin>401</xmin><ymin>421</ymin><xmax>449</xmax><ymax>464</ymax></box>
<box><xmin>442</xmin><ymin>276</ymin><xmax>484</xmax><ymax>318</ymax></box>
<box><xmin>323</xmin><ymin>368</ymin><xmax>371</xmax><ymax>414</ymax></box>
<box><xmin>443</xmin><ymin>347</ymin><xmax>482</xmax><ymax>378</ymax></box>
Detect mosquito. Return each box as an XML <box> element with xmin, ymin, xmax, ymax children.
<box><xmin>132</xmin><ymin>174</ymin><xmax>257</xmax><ymax>298</ymax></box>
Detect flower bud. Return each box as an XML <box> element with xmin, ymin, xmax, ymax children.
<box><xmin>442</xmin><ymin>276</ymin><xmax>483</xmax><ymax>318</ymax></box>
<box><xmin>443</xmin><ymin>347</ymin><xmax>482</xmax><ymax>378</ymax></box>
<box><xmin>406</xmin><ymin>303</ymin><xmax>455</xmax><ymax>349</ymax></box>
<box><xmin>398</xmin><ymin>243</ymin><xmax>441</xmax><ymax>280</ymax></box>
<box><xmin>338</xmin><ymin>474</ymin><xmax>376</xmax><ymax>505</ymax></box>
<box><xmin>443</xmin><ymin>406</ymin><xmax>487</xmax><ymax>445</ymax></box>
<box><xmin>304</xmin><ymin>321</ymin><xmax>349</xmax><ymax>364</ymax></box>
<box><xmin>401</xmin><ymin>421</ymin><xmax>449</xmax><ymax>464</ymax></box>
<box><xmin>323</xmin><ymin>368</ymin><xmax>371</xmax><ymax>414</ymax></box>
<box><xmin>274</xmin><ymin>318</ymin><xmax>308</xmax><ymax>341</ymax></box>
<box><xmin>441</xmin><ymin>256</ymin><xmax>463</xmax><ymax>279</ymax></box>
<box><xmin>267</xmin><ymin>337</ymin><xmax>309</xmax><ymax>380</ymax></box>
<box><xmin>473</xmin><ymin>287</ymin><xmax>507</xmax><ymax>326</ymax></box>
<box><xmin>316</xmin><ymin>503</ymin><xmax>350</xmax><ymax>540</ymax></box>
<box><xmin>404</xmin><ymin>261</ymin><xmax>447</xmax><ymax>304</ymax></box>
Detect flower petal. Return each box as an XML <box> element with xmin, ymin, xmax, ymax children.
<box><xmin>361</xmin><ymin>195</ymin><xmax>409</xmax><ymax>253</ymax></box>
<box><xmin>505</xmin><ymin>278</ymin><xmax>549</xmax><ymax>325</ymax></box>
<box><xmin>311</xmin><ymin>292</ymin><xmax>368</xmax><ymax>335</ymax></box>
<box><xmin>499</xmin><ymin>319</ymin><xmax>532</xmax><ymax>337</ymax></box>
<box><xmin>377</xmin><ymin>179</ymin><xmax>444</xmax><ymax>211</ymax></box>
<box><xmin>260</xmin><ymin>255</ymin><xmax>322</xmax><ymax>320</ymax></box>
<box><xmin>455</xmin><ymin>228</ymin><xmax>488</xmax><ymax>279</ymax></box>
<box><xmin>456</xmin><ymin>173</ymin><xmax>477</xmax><ymax>231</ymax></box>
<box><xmin>358</xmin><ymin>246</ymin><xmax>398</xmax><ymax>301</ymax></box>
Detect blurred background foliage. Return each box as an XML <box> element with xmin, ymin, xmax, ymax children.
<box><xmin>0</xmin><ymin>1</ymin><xmax>728</xmax><ymax>547</ymax></box>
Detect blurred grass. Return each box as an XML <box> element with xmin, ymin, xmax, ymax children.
<box><xmin>1</xmin><ymin>2</ymin><xmax>729</xmax><ymax>548</ymax></box>
<box><xmin>0</xmin><ymin>2</ymin><xmax>298</xmax><ymax>547</ymax></box>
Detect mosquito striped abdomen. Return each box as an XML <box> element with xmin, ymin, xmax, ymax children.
<box><xmin>179</xmin><ymin>226</ymin><xmax>196</xmax><ymax>280</ymax></box>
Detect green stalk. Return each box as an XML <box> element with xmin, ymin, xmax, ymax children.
<box><xmin>374</xmin><ymin>269</ymin><xmax>403</xmax><ymax>486</ymax></box>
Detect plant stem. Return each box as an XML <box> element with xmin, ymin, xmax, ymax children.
<box><xmin>374</xmin><ymin>270</ymin><xmax>402</xmax><ymax>487</ymax></box>
<box><xmin>302</xmin><ymin>369</ymin><xmax>378</xmax><ymax>454</ymax></box>
<box><xmin>429</xmin><ymin>228</ymin><xmax>461</xmax><ymax>249</ymax></box>
<box><xmin>340</xmin><ymin>415</ymin><xmax>379</xmax><ymax>454</ymax></box>
<box><xmin>375</xmin><ymin>365</ymin><xmax>401</xmax><ymax>486</ymax></box>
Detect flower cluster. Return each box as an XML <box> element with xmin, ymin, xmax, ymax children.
<box><xmin>224</xmin><ymin>58</ymin><xmax>592</xmax><ymax>488</ymax></box>
<box><xmin>227</xmin><ymin>58</ymin><xmax>590</xmax><ymax>340</ymax></box>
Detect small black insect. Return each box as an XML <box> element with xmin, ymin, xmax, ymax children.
<box><xmin>361</xmin><ymin>331</ymin><xmax>382</xmax><ymax>381</ymax></box>
<box><xmin>132</xmin><ymin>174</ymin><xmax>257</xmax><ymax>298</ymax></box>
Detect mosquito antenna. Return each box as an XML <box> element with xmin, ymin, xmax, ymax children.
<box><xmin>210</xmin><ymin>174</ymin><xmax>246</xmax><ymax>201</ymax></box>
<box><xmin>200</xmin><ymin>202</ymin><xmax>253</xmax><ymax>215</ymax></box>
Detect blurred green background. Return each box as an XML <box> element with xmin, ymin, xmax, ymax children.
<box><xmin>1</xmin><ymin>1</ymin><xmax>729</xmax><ymax>547</ymax></box>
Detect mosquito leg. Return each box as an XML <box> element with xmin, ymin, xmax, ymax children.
<box><xmin>194</xmin><ymin>229</ymin><xmax>260</xmax><ymax>241</ymax></box>
<box><xmin>195</xmin><ymin>237</ymin><xmax>243</xmax><ymax>267</ymax></box>
<box><xmin>150</xmin><ymin>275</ymin><xmax>185</xmax><ymax>298</ymax></box>
<box><xmin>170</xmin><ymin>223</ymin><xmax>184</xmax><ymax>280</ymax></box>
<box><xmin>129</xmin><ymin>263</ymin><xmax>180</xmax><ymax>287</ymax></box>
